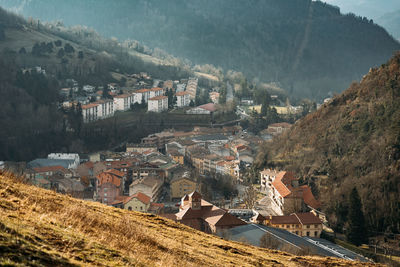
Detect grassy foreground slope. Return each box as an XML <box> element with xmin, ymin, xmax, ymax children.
<box><xmin>0</xmin><ymin>173</ymin><xmax>371</xmax><ymax>266</ymax></box>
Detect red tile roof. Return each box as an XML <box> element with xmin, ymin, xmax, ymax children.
<box><xmin>269</xmin><ymin>215</ymin><xmax>300</xmax><ymax>225</ymax></box>
<box><xmin>129</xmin><ymin>192</ymin><xmax>151</xmax><ymax>205</ymax></box>
<box><xmin>269</xmin><ymin>212</ymin><xmax>322</xmax><ymax>225</ymax></box>
<box><xmin>105</xmin><ymin>168</ymin><xmax>125</xmax><ymax>178</ymax></box>
<box><xmin>177</xmin><ymin>192</ymin><xmax>246</xmax><ymax>229</ymax></box>
<box><xmin>293</xmin><ymin>212</ymin><xmax>322</xmax><ymax>225</ymax></box>
<box><xmin>198</xmin><ymin>103</ymin><xmax>216</xmax><ymax>112</ymax></box>
<box><xmin>271</xmin><ymin>171</ymin><xmax>293</xmax><ymax>198</ymax></box>
<box><xmin>175</xmin><ymin>91</ymin><xmax>189</xmax><ymax>96</ymax></box>
<box><xmin>150</xmin><ymin>87</ymin><xmax>163</xmax><ymax>91</ymax></box>
<box><xmin>149</xmin><ymin>95</ymin><xmax>168</xmax><ymax>101</ymax></box>
<box><xmin>299</xmin><ymin>185</ymin><xmax>321</xmax><ymax>209</ymax></box>
<box><xmin>225</xmin><ymin>156</ymin><xmax>235</xmax><ymax>161</ymax></box>
<box><xmin>83</xmin><ymin>161</ymin><xmax>94</xmax><ymax>169</ymax></box>
<box><xmin>81</xmin><ymin>103</ymin><xmax>99</xmax><ymax>110</ymax></box>
<box><xmin>33</xmin><ymin>166</ymin><xmax>65</xmax><ymax>173</ymax></box>
<box><xmin>136</xmin><ymin>88</ymin><xmax>150</xmax><ymax>93</ymax></box>
<box><xmin>150</xmin><ymin>202</ymin><xmax>164</xmax><ymax>208</ymax></box>
<box><xmin>96</xmin><ymin>172</ymin><xmax>121</xmax><ymax>187</ymax></box>
<box><xmin>114</xmin><ymin>93</ymin><xmax>133</xmax><ymax>98</ymax></box>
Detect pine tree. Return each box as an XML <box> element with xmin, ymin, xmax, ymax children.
<box><xmin>346</xmin><ymin>187</ymin><xmax>368</xmax><ymax>246</ymax></box>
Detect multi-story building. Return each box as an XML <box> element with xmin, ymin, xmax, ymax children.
<box><xmin>175</xmin><ymin>91</ymin><xmax>190</xmax><ymax>107</ymax></box>
<box><xmin>148</xmin><ymin>95</ymin><xmax>168</xmax><ymax>112</ymax></box>
<box><xmin>129</xmin><ymin>176</ymin><xmax>163</xmax><ymax>202</ymax></box>
<box><xmin>186</xmin><ymin>77</ymin><xmax>198</xmax><ymax>100</ymax></box>
<box><xmin>170</xmin><ymin>176</ymin><xmax>198</xmax><ymax>200</ymax></box>
<box><xmin>149</xmin><ymin>87</ymin><xmax>164</xmax><ymax>99</ymax></box>
<box><xmin>264</xmin><ymin>212</ymin><xmax>323</xmax><ymax>237</ymax></box>
<box><xmin>96</xmin><ymin>99</ymin><xmax>114</xmax><ymax>119</ymax></box>
<box><xmin>113</xmin><ymin>93</ymin><xmax>134</xmax><ymax>111</ymax></box>
<box><xmin>163</xmin><ymin>80</ymin><xmax>174</xmax><ymax>90</ymax></box>
<box><xmin>82</xmin><ymin>103</ymin><xmax>99</xmax><ymax>123</ymax></box>
<box><xmin>134</xmin><ymin>88</ymin><xmax>150</xmax><ymax>104</ymax></box>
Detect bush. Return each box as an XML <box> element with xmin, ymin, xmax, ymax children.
<box><xmin>54</xmin><ymin>40</ymin><xmax>62</xmax><ymax>47</ymax></box>
<box><xmin>64</xmin><ymin>43</ymin><xmax>75</xmax><ymax>53</ymax></box>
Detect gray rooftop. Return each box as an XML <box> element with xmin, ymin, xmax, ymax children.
<box><xmin>220</xmin><ymin>224</ymin><xmax>369</xmax><ymax>262</ymax></box>
<box><xmin>28</xmin><ymin>158</ymin><xmax>74</xmax><ymax>169</ymax></box>
<box><xmin>192</xmin><ymin>134</ymin><xmax>228</xmax><ymax>142</ymax></box>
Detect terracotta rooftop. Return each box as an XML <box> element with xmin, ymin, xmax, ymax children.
<box><xmin>198</xmin><ymin>103</ymin><xmax>216</xmax><ymax>112</ymax></box>
<box><xmin>105</xmin><ymin>168</ymin><xmax>125</xmax><ymax>178</ymax></box>
<box><xmin>175</xmin><ymin>91</ymin><xmax>189</xmax><ymax>96</ymax></box>
<box><xmin>81</xmin><ymin>103</ymin><xmax>99</xmax><ymax>110</ymax></box>
<box><xmin>150</xmin><ymin>87</ymin><xmax>163</xmax><ymax>91</ymax></box>
<box><xmin>114</xmin><ymin>93</ymin><xmax>133</xmax><ymax>98</ymax></box>
<box><xmin>135</xmin><ymin>88</ymin><xmax>150</xmax><ymax>93</ymax></box>
<box><xmin>299</xmin><ymin>185</ymin><xmax>321</xmax><ymax>209</ymax></box>
<box><xmin>82</xmin><ymin>161</ymin><xmax>94</xmax><ymax>169</ymax></box>
<box><xmin>269</xmin><ymin>212</ymin><xmax>322</xmax><ymax>225</ymax></box>
<box><xmin>271</xmin><ymin>171</ymin><xmax>292</xmax><ymax>198</ymax></box>
<box><xmin>293</xmin><ymin>212</ymin><xmax>322</xmax><ymax>225</ymax></box>
<box><xmin>269</xmin><ymin>215</ymin><xmax>300</xmax><ymax>225</ymax></box>
<box><xmin>96</xmin><ymin>172</ymin><xmax>121</xmax><ymax>187</ymax></box>
<box><xmin>33</xmin><ymin>165</ymin><xmax>65</xmax><ymax>173</ymax></box>
<box><xmin>149</xmin><ymin>95</ymin><xmax>168</xmax><ymax>101</ymax></box>
<box><xmin>177</xmin><ymin>192</ymin><xmax>246</xmax><ymax>229</ymax></box>
<box><xmin>130</xmin><ymin>192</ymin><xmax>151</xmax><ymax>205</ymax></box>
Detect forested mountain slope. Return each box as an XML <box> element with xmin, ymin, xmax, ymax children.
<box><xmin>1</xmin><ymin>0</ymin><xmax>399</xmax><ymax>99</ymax></box>
<box><xmin>257</xmin><ymin>53</ymin><xmax>400</xmax><ymax>234</ymax></box>
<box><xmin>0</xmin><ymin>7</ymin><xmax>194</xmax><ymax>161</ymax></box>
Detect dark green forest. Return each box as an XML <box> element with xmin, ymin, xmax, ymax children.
<box><xmin>1</xmin><ymin>0</ymin><xmax>399</xmax><ymax>100</ymax></box>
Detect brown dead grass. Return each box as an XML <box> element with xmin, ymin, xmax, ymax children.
<box><xmin>0</xmin><ymin>172</ymin><xmax>382</xmax><ymax>266</ymax></box>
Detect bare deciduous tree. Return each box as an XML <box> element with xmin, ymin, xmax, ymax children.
<box><xmin>243</xmin><ymin>185</ymin><xmax>257</xmax><ymax>209</ymax></box>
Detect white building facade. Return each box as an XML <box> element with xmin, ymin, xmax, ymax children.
<box><xmin>176</xmin><ymin>91</ymin><xmax>190</xmax><ymax>107</ymax></box>
<box><xmin>149</xmin><ymin>87</ymin><xmax>164</xmax><ymax>99</ymax></box>
<box><xmin>97</xmin><ymin>99</ymin><xmax>114</xmax><ymax>119</ymax></box>
<box><xmin>113</xmin><ymin>94</ymin><xmax>134</xmax><ymax>111</ymax></box>
<box><xmin>134</xmin><ymin>89</ymin><xmax>150</xmax><ymax>104</ymax></box>
<box><xmin>82</xmin><ymin>103</ymin><xmax>99</xmax><ymax>123</ymax></box>
<box><xmin>148</xmin><ymin>96</ymin><xmax>168</xmax><ymax>112</ymax></box>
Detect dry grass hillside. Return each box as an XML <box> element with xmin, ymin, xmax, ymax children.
<box><xmin>0</xmin><ymin>172</ymin><xmax>375</xmax><ymax>266</ymax></box>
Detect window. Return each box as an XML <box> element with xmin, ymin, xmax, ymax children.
<box><xmin>295</xmin><ymin>231</ymin><xmax>299</xmax><ymax>235</ymax></box>
<box><xmin>104</xmin><ymin>188</ymin><xmax>108</xmax><ymax>192</ymax></box>
<box><xmin>128</xmin><ymin>207</ymin><xmax>132</xmax><ymax>211</ymax></box>
<box><xmin>286</xmin><ymin>225</ymin><xmax>290</xmax><ymax>229</ymax></box>
<box><xmin>315</xmin><ymin>224</ymin><xmax>319</xmax><ymax>228</ymax></box>
<box><xmin>140</xmin><ymin>206</ymin><xmax>143</xmax><ymax>210</ymax></box>
<box><xmin>306</xmin><ymin>231</ymin><xmax>310</xmax><ymax>236</ymax></box>
<box><xmin>104</xmin><ymin>198</ymin><xmax>108</xmax><ymax>202</ymax></box>
<box><xmin>307</xmin><ymin>225</ymin><xmax>310</xmax><ymax>229</ymax></box>
<box><xmin>104</xmin><ymin>193</ymin><xmax>107</xmax><ymax>197</ymax></box>
<box><xmin>314</xmin><ymin>231</ymin><xmax>318</xmax><ymax>237</ymax></box>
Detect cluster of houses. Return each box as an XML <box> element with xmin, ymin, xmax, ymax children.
<box><xmin>61</xmin><ymin>76</ymin><xmax>200</xmax><ymax>123</ymax></box>
<box><xmin>260</xmin><ymin>169</ymin><xmax>321</xmax><ymax>215</ymax></box>
<box><xmin>11</xmin><ymin>125</ymin><xmax>259</xmax><ymax>213</ymax></box>
<box><xmin>161</xmin><ymin>191</ymin><xmax>323</xmax><ymax>238</ymax></box>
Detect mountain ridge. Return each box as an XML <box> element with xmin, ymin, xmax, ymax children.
<box><xmin>1</xmin><ymin>0</ymin><xmax>399</xmax><ymax>100</ymax></box>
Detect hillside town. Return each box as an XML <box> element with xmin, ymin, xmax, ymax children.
<box><xmin>0</xmin><ymin>121</ymin><xmax>368</xmax><ymax>261</ymax></box>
